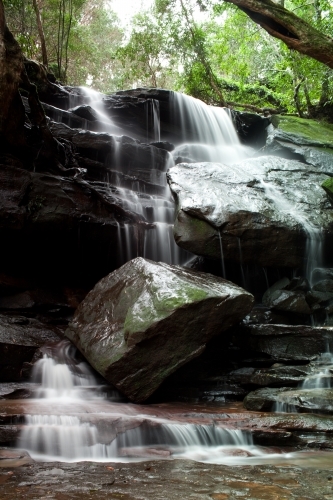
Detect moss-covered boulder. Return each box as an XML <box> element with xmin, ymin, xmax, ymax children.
<box><xmin>65</xmin><ymin>257</ymin><xmax>254</xmax><ymax>403</ymax></box>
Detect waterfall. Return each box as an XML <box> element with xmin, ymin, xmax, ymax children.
<box><xmin>274</xmin><ymin>343</ymin><xmax>333</xmax><ymax>413</ymax></box>
<box><xmin>170</xmin><ymin>91</ymin><xmax>251</xmax><ymax>163</ymax></box>
<box><xmin>259</xmin><ymin>179</ymin><xmax>324</xmax><ymax>285</ymax></box>
<box><xmin>17</xmin><ymin>341</ymin><xmax>258</xmax><ymax>463</ymax></box>
<box><xmin>68</xmin><ymin>89</ymin><xmax>251</xmax><ymax>268</ymax></box>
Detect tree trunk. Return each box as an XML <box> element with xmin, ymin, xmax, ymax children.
<box><xmin>180</xmin><ymin>0</ymin><xmax>226</xmax><ymax>105</ymax></box>
<box><xmin>224</xmin><ymin>0</ymin><xmax>333</xmax><ymax>69</ymax></box>
<box><xmin>32</xmin><ymin>0</ymin><xmax>48</xmax><ymax>68</ymax></box>
<box><xmin>0</xmin><ymin>0</ymin><xmax>26</xmax><ymax>151</ymax></box>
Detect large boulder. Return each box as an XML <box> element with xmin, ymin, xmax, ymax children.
<box><xmin>167</xmin><ymin>156</ymin><xmax>333</xmax><ymax>268</ymax></box>
<box><xmin>65</xmin><ymin>257</ymin><xmax>254</xmax><ymax>403</ymax></box>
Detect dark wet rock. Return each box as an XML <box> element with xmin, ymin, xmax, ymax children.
<box><xmin>244</xmin><ymin>386</ymin><xmax>333</xmax><ymax>414</ymax></box>
<box><xmin>232</xmin><ymin>324</ymin><xmax>333</xmax><ymax>362</ymax></box>
<box><xmin>66</xmin><ymin>257</ymin><xmax>254</xmax><ymax>403</ymax></box>
<box><xmin>286</xmin><ymin>276</ymin><xmax>310</xmax><ymax>292</ymax></box>
<box><xmin>0</xmin><ymin>287</ymin><xmax>85</xmax><ymax>314</ymax></box>
<box><xmin>306</xmin><ymin>290</ymin><xmax>333</xmax><ymax>306</ymax></box>
<box><xmin>167</xmin><ymin>157</ymin><xmax>333</xmax><ymax>268</ymax></box>
<box><xmin>150</xmin><ymin>141</ymin><xmax>174</xmax><ymax>152</ymax></box>
<box><xmin>232</xmin><ymin>111</ymin><xmax>269</xmax><ymax>148</ymax></box>
<box><xmin>247</xmin><ymin>364</ymin><xmax>313</xmax><ymax>387</ymax></box>
<box><xmin>69</xmin><ymin>105</ymin><xmax>99</xmax><ymax>122</ymax></box>
<box><xmin>23</xmin><ymin>59</ymin><xmax>74</xmax><ymax>109</ymax></box>
<box><xmin>0</xmin><ymin>163</ymin><xmax>141</xmax><ymax>286</ymax></box>
<box><xmin>263</xmin><ymin>289</ymin><xmax>312</xmax><ymax>315</ymax></box>
<box><xmin>262</xmin><ymin>277</ymin><xmax>290</xmax><ymax>305</ymax></box>
<box><xmin>313</xmin><ymin>279</ymin><xmax>333</xmax><ymax>293</ymax></box>
<box><xmin>244</xmin><ymin>387</ymin><xmax>295</xmax><ymax>411</ymax></box>
<box><xmin>242</xmin><ymin>304</ymin><xmax>309</xmax><ymax>326</ymax></box>
<box><xmin>0</xmin><ymin>315</ymin><xmax>62</xmax><ymax>382</ymax></box>
<box><xmin>225</xmin><ymin>364</ymin><xmax>313</xmax><ymax>388</ymax></box>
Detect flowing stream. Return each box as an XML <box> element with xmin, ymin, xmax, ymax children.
<box><xmin>16</xmin><ymin>341</ymin><xmax>255</xmax><ymax>463</ymax></box>
<box><xmin>15</xmin><ymin>340</ymin><xmax>311</xmax><ymax>464</ymax></box>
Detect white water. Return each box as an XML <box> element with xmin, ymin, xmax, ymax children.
<box><xmin>71</xmin><ymin>88</ymin><xmax>253</xmax><ymax>267</ymax></box>
<box><xmin>259</xmin><ymin>179</ymin><xmax>323</xmax><ymax>285</ymax></box>
<box><xmin>17</xmin><ymin>342</ymin><xmax>326</xmax><ymax>465</ymax></box>
<box><xmin>274</xmin><ymin>343</ymin><xmax>333</xmax><ymax>413</ymax></box>
<box><xmin>171</xmin><ymin>92</ymin><xmax>251</xmax><ymax>164</ymax></box>
<box><xmin>17</xmin><ymin>341</ymin><xmax>267</xmax><ymax>463</ymax></box>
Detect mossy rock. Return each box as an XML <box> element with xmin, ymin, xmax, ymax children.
<box><xmin>66</xmin><ymin>257</ymin><xmax>254</xmax><ymax>402</ymax></box>
<box><xmin>271</xmin><ymin>115</ymin><xmax>333</xmax><ymax>146</ymax></box>
<box><xmin>322</xmin><ymin>177</ymin><xmax>333</xmax><ymax>205</ymax></box>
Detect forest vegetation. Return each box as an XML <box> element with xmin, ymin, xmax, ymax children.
<box><xmin>2</xmin><ymin>0</ymin><xmax>333</xmax><ymax>118</ymax></box>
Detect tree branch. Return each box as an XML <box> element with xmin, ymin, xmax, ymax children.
<box><xmin>224</xmin><ymin>0</ymin><xmax>333</xmax><ymax>69</ymax></box>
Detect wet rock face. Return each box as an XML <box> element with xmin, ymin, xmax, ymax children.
<box><xmin>260</xmin><ymin>274</ymin><xmax>333</xmax><ymax>326</ymax></box>
<box><xmin>167</xmin><ymin>157</ymin><xmax>333</xmax><ymax>268</ymax></box>
<box><xmin>0</xmin><ymin>164</ymin><xmax>125</xmax><ymax>286</ymax></box>
<box><xmin>244</xmin><ymin>386</ymin><xmax>333</xmax><ymax>414</ymax></box>
<box><xmin>65</xmin><ymin>257</ymin><xmax>254</xmax><ymax>403</ymax></box>
<box><xmin>232</xmin><ymin>324</ymin><xmax>333</xmax><ymax>362</ymax></box>
<box><xmin>0</xmin><ymin>315</ymin><xmax>62</xmax><ymax>382</ymax></box>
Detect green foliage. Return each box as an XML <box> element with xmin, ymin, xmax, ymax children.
<box><xmin>3</xmin><ymin>0</ymin><xmax>333</xmax><ymax>114</ymax></box>
<box><xmin>4</xmin><ymin>0</ymin><xmax>123</xmax><ymax>87</ymax></box>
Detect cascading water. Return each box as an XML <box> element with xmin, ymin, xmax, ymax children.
<box><xmin>71</xmin><ymin>88</ymin><xmax>253</xmax><ymax>268</ymax></box>
<box><xmin>171</xmin><ymin>91</ymin><xmax>251</xmax><ymax>163</ymax></box>
<box><xmin>17</xmin><ymin>341</ymin><xmax>264</xmax><ymax>463</ymax></box>
<box><xmin>274</xmin><ymin>343</ymin><xmax>333</xmax><ymax>413</ymax></box>
<box><xmin>259</xmin><ymin>179</ymin><xmax>324</xmax><ymax>286</ymax></box>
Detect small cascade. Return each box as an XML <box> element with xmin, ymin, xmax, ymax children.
<box><xmin>274</xmin><ymin>344</ymin><xmax>333</xmax><ymax>413</ymax></box>
<box><xmin>18</xmin><ymin>341</ymin><xmax>262</xmax><ymax>463</ymax></box>
<box><xmin>28</xmin><ymin>340</ymin><xmax>110</xmax><ymax>400</ymax></box>
<box><xmin>259</xmin><ymin>179</ymin><xmax>324</xmax><ymax>284</ymax></box>
<box><xmin>301</xmin><ymin>347</ymin><xmax>333</xmax><ymax>390</ymax></box>
<box><xmin>78</xmin><ymin>87</ymin><xmax>123</xmax><ymax>135</ymax></box>
<box><xmin>146</xmin><ymin>99</ymin><xmax>161</xmax><ymax>142</ymax></box>
<box><xmin>171</xmin><ymin>91</ymin><xmax>251</xmax><ymax>163</ymax></box>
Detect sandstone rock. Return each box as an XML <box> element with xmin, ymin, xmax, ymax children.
<box><xmin>0</xmin><ymin>163</ymin><xmax>144</xmax><ymax>286</ymax></box>
<box><xmin>66</xmin><ymin>257</ymin><xmax>254</xmax><ymax>403</ymax></box>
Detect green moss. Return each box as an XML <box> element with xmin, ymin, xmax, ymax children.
<box><xmin>322</xmin><ymin>177</ymin><xmax>333</xmax><ymax>205</ymax></box>
<box><xmin>124</xmin><ymin>284</ymin><xmax>208</xmax><ymax>336</ymax></box>
<box><xmin>271</xmin><ymin>115</ymin><xmax>333</xmax><ymax>146</ymax></box>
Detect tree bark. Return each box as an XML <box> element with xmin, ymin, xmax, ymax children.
<box><xmin>32</xmin><ymin>0</ymin><xmax>48</xmax><ymax>67</ymax></box>
<box><xmin>224</xmin><ymin>0</ymin><xmax>333</xmax><ymax>69</ymax></box>
<box><xmin>0</xmin><ymin>0</ymin><xmax>26</xmax><ymax>150</ymax></box>
<box><xmin>180</xmin><ymin>0</ymin><xmax>226</xmax><ymax>105</ymax></box>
